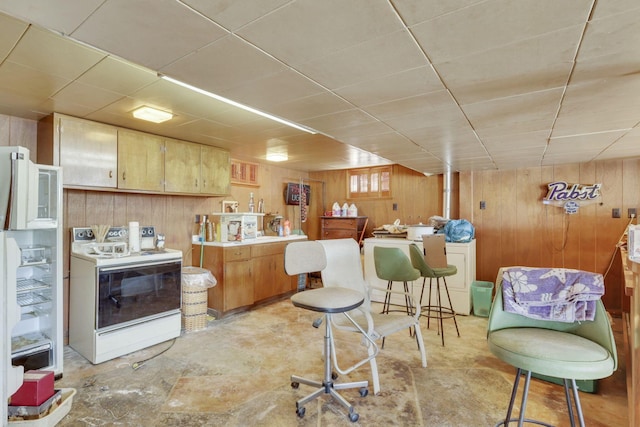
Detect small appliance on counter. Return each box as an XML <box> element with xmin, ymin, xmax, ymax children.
<box><xmin>263</xmin><ymin>213</ymin><xmax>283</xmax><ymax>236</ymax></box>
<box><xmin>211</xmin><ymin>213</ymin><xmax>263</xmax><ymax>242</ymax></box>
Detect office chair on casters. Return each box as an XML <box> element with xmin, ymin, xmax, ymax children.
<box><xmin>487</xmin><ymin>268</ymin><xmax>617</xmax><ymax>427</ymax></box>
<box><xmin>284</xmin><ymin>240</ymin><xmax>376</xmax><ymax>422</ymax></box>
<box><xmin>318</xmin><ymin>238</ymin><xmax>427</xmax><ymax>395</ymax></box>
<box><xmin>408</xmin><ymin>243</ymin><xmax>459</xmax><ymax>346</ymax></box>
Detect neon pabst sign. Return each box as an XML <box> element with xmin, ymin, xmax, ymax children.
<box><xmin>543</xmin><ymin>181</ymin><xmax>602</xmax><ymax>214</ymax></box>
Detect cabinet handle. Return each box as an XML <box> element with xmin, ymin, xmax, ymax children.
<box><xmin>122</xmin><ymin>172</ymin><xmax>126</xmax><ymax>181</ymax></box>
<box><xmin>195</xmin><ymin>178</ymin><xmax>198</xmax><ymax>187</ymax></box>
<box><xmin>109</xmin><ymin>170</ymin><xmax>113</xmax><ymax>179</ymax></box>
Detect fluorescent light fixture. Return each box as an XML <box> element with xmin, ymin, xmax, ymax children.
<box><xmin>266</xmin><ymin>153</ymin><xmax>288</xmax><ymax>162</ymax></box>
<box><xmin>160</xmin><ymin>75</ymin><xmax>317</xmax><ymax>135</ymax></box>
<box><xmin>132</xmin><ymin>106</ymin><xmax>173</xmax><ymax>123</ymax></box>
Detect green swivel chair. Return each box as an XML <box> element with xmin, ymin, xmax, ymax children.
<box><xmin>408</xmin><ymin>243</ymin><xmax>459</xmax><ymax>346</ymax></box>
<box><xmin>487</xmin><ymin>270</ymin><xmax>617</xmax><ymax>427</ymax></box>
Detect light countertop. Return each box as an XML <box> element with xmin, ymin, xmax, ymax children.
<box><xmin>193</xmin><ymin>234</ymin><xmax>307</xmax><ymax>247</ymax></box>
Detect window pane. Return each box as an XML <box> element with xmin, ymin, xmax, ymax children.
<box><xmin>359</xmin><ymin>174</ymin><xmax>368</xmax><ymax>193</ymax></box>
<box><xmin>350</xmin><ymin>174</ymin><xmax>359</xmax><ymax>193</ymax></box>
<box><xmin>380</xmin><ymin>171</ymin><xmax>390</xmax><ymax>192</ymax></box>
<box><xmin>370</xmin><ymin>172</ymin><xmax>379</xmax><ymax>193</ymax></box>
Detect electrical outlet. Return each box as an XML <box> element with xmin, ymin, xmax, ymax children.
<box><xmin>480</xmin><ymin>201</ymin><xmax>486</xmax><ymax>210</ymax></box>
<box><xmin>612</xmin><ymin>208</ymin><xmax>621</xmax><ymax>218</ymax></box>
<box><xmin>393</xmin><ymin>203</ymin><xmax>398</xmax><ymax>211</ymax></box>
<box><xmin>629</xmin><ymin>208</ymin><xmax>636</xmax><ymax>218</ymax></box>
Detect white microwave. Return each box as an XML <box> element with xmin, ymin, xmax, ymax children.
<box><xmin>0</xmin><ymin>146</ymin><xmax>62</xmax><ymax>230</ymax></box>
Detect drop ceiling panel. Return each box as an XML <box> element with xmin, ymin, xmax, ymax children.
<box><xmin>294</xmin><ymin>30</ymin><xmax>427</xmax><ymax>90</ymax></box>
<box><xmin>0</xmin><ymin>13</ymin><xmax>28</xmax><ymax>60</ymax></box>
<box><xmin>182</xmin><ymin>0</ymin><xmax>291</xmax><ymax>31</ymax></box>
<box><xmin>8</xmin><ymin>26</ymin><xmax>105</xmax><ymax>80</ymax></box>
<box><xmin>71</xmin><ymin>0</ymin><xmax>228</xmax><ymax>70</ymax></box>
<box><xmin>334</xmin><ymin>66</ymin><xmax>443</xmax><ymax>108</ymax></box>
<box><xmin>0</xmin><ymin>61</ymin><xmax>70</xmax><ymax>99</ymax></box>
<box><xmin>235</xmin><ymin>0</ymin><xmax>404</xmax><ymax>67</ymax></box>
<box><xmin>0</xmin><ymin>0</ymin><xmax>103</xmax><ymax>35</ymax></box>
<box><xmin>267</xmin><ymin>92</ymin><xmax>354</xmax><ymax>122</ymax></box>
<box><xmin>78</xmin><ymin>57</ymin><xmax>158</xmax><ymax>96</ymax></box>
<box><xmin>434</xmin><ymin>28</ymin><xmax>581</xmax><ymax>105</ymax></box>
<box><xmin>409</xmin><ymin>0</ymin><xmax>592</xmax><ymax>63</ymax></box>
<box><xmin>391</xmin><ymin>0</ymin><xmax>487</xmax><ymax>26</ymax></box>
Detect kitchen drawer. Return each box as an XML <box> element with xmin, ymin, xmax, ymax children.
<box><xmin>321</xmin><ymin>218</ymin><xmax>359</xmax><ymax>230</ymax></box>
<box><xmin>223</xmin><ymin>246</ymin><xmax>251</xmax><ymax>261</ymax></box>
<box><xmin>251</xmin><ymin>242</ymin><xmax>287</xmax><ymax>258</ymax></box>
<box><xmin>322</xmin><ymin>229</ymin><xmax>357</xmax><ymax>239</ymax></box>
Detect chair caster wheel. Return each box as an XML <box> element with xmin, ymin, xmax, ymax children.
<box><xmin>291</xmin><ymin>382</ymin><xmax>299</xmax><ymax>389</ymax></box>
<box><xmin>349</xmin><ymin>412</ymin><xmax>359</xmax><ymax>422</ymax></box>
<box><xmin>296</xmin><ymin>406</ymin><xmax>306</xmax><ymax>418</ymax></box>
<box><xmin>359</xmin><ymin>387</ymin><xmax>368</xmax><ymax>397</ymax></box>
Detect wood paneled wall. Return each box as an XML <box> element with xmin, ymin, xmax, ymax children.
<box><xmin>459</xmin><ymin>160</ymin><xmax>640</xmax><ymax>314</ymax></box>
<box><xmin>309</xmin><ymin>164</ymin><xmax>453</xmax><ymax>239</ymax></box>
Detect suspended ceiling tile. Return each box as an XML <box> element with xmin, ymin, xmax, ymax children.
<box><xmin>0</xmin><ymin>61</ymin><xmax>70</xmax><ymax>99</ymax></box>
<box><xmin>161</xmin><ymin>34</ymin><xmax>288</xmax><ymax>95</ymax></box>
<box><xmin>50</xmin><ymin>80</ymin><xmax>124</xmax><ymax>110</ymax></box>
<box><xmin>71</xmin><ymin>0</ymin><xmax>227</xmax><ymax>70</ymax></box>
<box><xmin>366</xmin><ymin>90</ymin><xmax>454</xmax><ymax>120</ymax></box>
<box><xmin>295</xmin><ymin>30</ymin><xmax>427</xmax><ymax>90</ymax></box>
<box><xmin>591</xmin><ymin>0</ymin><xmax>640</xmax><ymax>21</ymax></box>
<box><xmin>78</xmin><ymin>56</ymin><xmax>158</xmax><ymax>96</ymax></box>
<box><xmin>236</xmin><ymin>0</ymin><xmax>404</xmax><ymax>67</ymax></box>
<box><xmin>577</xmin><ymin>8</ymin><xmax>640</xmax><ymax>63</ymax></box>
<box><xmin>320</xmin><ymin>121</ymin><xmax>392</xmax><ymax>141</ymax></box>
<box><xmin>0</xmin><ymin>12</ymin><xmax>28</xmax><ymax>60</ymax></box>
<box><xmin>220</xmin><ymin>68</ymin><xmax>326</xmax><ymax>114</ymax></box>
<box><xmin>410</xmin><ymin>0</ymin><xmax>592</xmax><ymax>63</ymax></box>
<box><xmin>482</xmin><ymin>130</ymin><xmax>549</xmax><ymax>151</ymax></box>
<box><xmin>391</xmin><ymin>0</ymin><xmax>486</xmax><ymax>26</ymax></box>
<box><xmin>0</xmin><ymin>0</ymin><xmax>103</xmax><ymax>35</ymax></box>
<box><xmin>436</xmin><ymin>27</ymin><xmax>580</xmax><ymax>104</ymax></box>
<box><xmin>596</xmin><ymin>130</ymin><xmax>640</xmax><ymax>160</ymax></box>
<box><xmin>464</xmin><ymin>88</ymin><xmax>562</xmax><ymax>138</ymax></box>
<box><xmin>334</xmin><ymin>65</ymin><xmax>443</xmax><ymax>108</ymax></box>
<box><xmin>267</xmin><ymin>92</ymin><xmax>354</xmax><ymax>122</ymax></box>
<box><xmin>8</xmin><ymin>26</ymin><xmax>105</xmax><ymax>80</ymax></box>
<box><xmin>182</xmin><ymin>0</ymin><xmax>291</xmax><ymax>31</ymax></box>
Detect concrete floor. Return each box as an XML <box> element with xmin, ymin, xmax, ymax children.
<box><xmin>54</xmin><ymin>299</ymin><xmax>627</xmax><ymax>426</ymax></box>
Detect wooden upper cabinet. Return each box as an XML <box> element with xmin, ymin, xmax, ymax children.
<box><xmin>201</xmin><ymin>145</ymin><xmax>230</xmax><ymax>195</ymax></box>
<box><xmin>117</xmin><ymin>129</ymin><xmax>165</xmax><ymax>192</ymax></box>
<box><xmin>37</xmin><ymin>113</ymin><xmax>118</xmax><ymax>188</ymax></box>
<box><xmin>165</xmin><ymin>138</ymin><xmax>201</xmax><ymax>193</ymax></box>
<box><xmin>37</xmin><ymin>113</ymin><xmax>231</xmax><ymax>196</ymax></box>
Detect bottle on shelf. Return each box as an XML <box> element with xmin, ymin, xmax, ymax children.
<box><xmin>249</xmin><ymin>192</ymin><xmax>255</xmax><ymax>213</ymax></box>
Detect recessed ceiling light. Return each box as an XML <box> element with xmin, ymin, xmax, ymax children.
<box><xmin>132</xmin><ymin>106</ymin><xmax>173</xmax><ymax>123</ymax></box>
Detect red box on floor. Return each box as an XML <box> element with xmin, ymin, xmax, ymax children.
<box><xmin>10</xmin><ymin>370</ymin><xmax>55</xmax><ymax>406</ymax></box>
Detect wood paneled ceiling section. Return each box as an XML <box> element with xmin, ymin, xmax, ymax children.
<box><xmin>0</xmin><ymin>0</ymin><xmax>639</xmax><ymax>174</ymax></box>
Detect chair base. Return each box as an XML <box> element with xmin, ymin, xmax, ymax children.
<box><xmin>496</xmin><ymin>368</ymin><xmax>586</xmax><ymax>427</ymax></box>
<box><xmin>419</xmin><ymin>277</ymin><xmax>460</xmax><ymax>346</ymax></box>
<box><xmin>290</xmin><ymin>374</ymin><xmax>368</xmax><ymax>422</ymax></box>
<box><xmin>290</xmin><ymin>312</ymin><xmax>370</xmax><ymax>422</ymax></box>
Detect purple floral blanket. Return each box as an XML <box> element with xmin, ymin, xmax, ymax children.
<box><xmin>501</xmin><ymin>267</ymin><xmax>605</xmax><ymax>322</ymax></box>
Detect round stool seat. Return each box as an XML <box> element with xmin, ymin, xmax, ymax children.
<box><xmin>291</xmin><ymin>287</ymin><xmax>364</xmax><ymax>313</ymax></box>
<box><xmin>488</xmin><ymin>328</ymin><xmax>615</xmax><ymax>380</ymax></box>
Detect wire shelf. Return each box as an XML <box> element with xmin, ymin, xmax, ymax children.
<box><xmin>17</xmin><ymin>278</ymin><xmax>50</xmax><ymax>293</ymax></box>
<box><xmin>17</xmin><ymin>288</ymin><xmax>52</xmax><ymax>307</ymax></box>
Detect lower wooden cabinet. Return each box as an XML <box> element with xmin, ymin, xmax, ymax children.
<box><xmin>193</xmin><ymin>240</ymin><xmax>299</xmax><ymax>317</ymax></box>
<box><xmin>320</xmin><ymin>216</ymin><xmax>368</xmax><ymax>241</ymax></box>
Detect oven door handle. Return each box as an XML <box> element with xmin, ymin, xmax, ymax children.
<box><xmin>108</xmin><ymin>294</ymin><xmax>121</xmax><ymax>308</ymax></box>
<box><xmin>98</xmin><ymin>259</ymin><xmax>181</xmax><ymax>272</ymax></box>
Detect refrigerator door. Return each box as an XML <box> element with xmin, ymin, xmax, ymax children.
<box><xmin>1</xmin><ymin>233</ymin><xmax>25</xmax><ymax>421</ymax></box>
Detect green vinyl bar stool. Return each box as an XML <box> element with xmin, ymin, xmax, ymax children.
<box><xmin>373</xmin><ymin>246</ymin><xmax>420</xmax><ymax>318</ymax></box>
<box><xmin>408</xmin><ymin>243</ymin><xmax>459</xmax><ymax>346</ymax></box>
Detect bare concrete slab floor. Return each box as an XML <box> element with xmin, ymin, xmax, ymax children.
<box><xmin>55</xmin><ymin>300</ymin><xmax>627</xmax><ymax>426</ymax></box>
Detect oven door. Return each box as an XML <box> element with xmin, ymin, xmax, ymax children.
<box><xmin>97</xmin><ymin>260</ymin><xmax>181</xmax><ymax>330</ymax></box>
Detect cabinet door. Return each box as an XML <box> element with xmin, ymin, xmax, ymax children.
<box><xmin>224</xmin><ymin>260</ymin><xmax>253</xmax><ymax>311</ymax></box>
<box><xmin>201</xmin><ymin>145</ymin><xmax>230</xmax><ymax>195</ymax></box>
<box><xmin>253</xmin><ymin>254</ymin><xmax>276</xmax><ymax>302</ymax></box>
<box><xmin>117</xmin><ymin>129</ymin><xmax>165</xmax><ymax>191</ymax></box>
<box><xmin>165</xmin><ymin>138</ymin><xmax>200</xmax><ymax>193</ymax></box>
<box><xmin>58</xmin><ymin>116</ymin><xmax>118</xmax><ymax>187</ymax></box>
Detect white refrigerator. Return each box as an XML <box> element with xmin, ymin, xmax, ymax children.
<box><xmin>0</xmin><ymin>146</ymin><xmax>63</xmax><ymax>424</ymax></box>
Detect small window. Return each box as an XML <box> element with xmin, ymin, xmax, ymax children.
<box><xmin>347</xmin><ymin>166</ymin><xmax>392</xmax><ymax>199</ymax></box>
